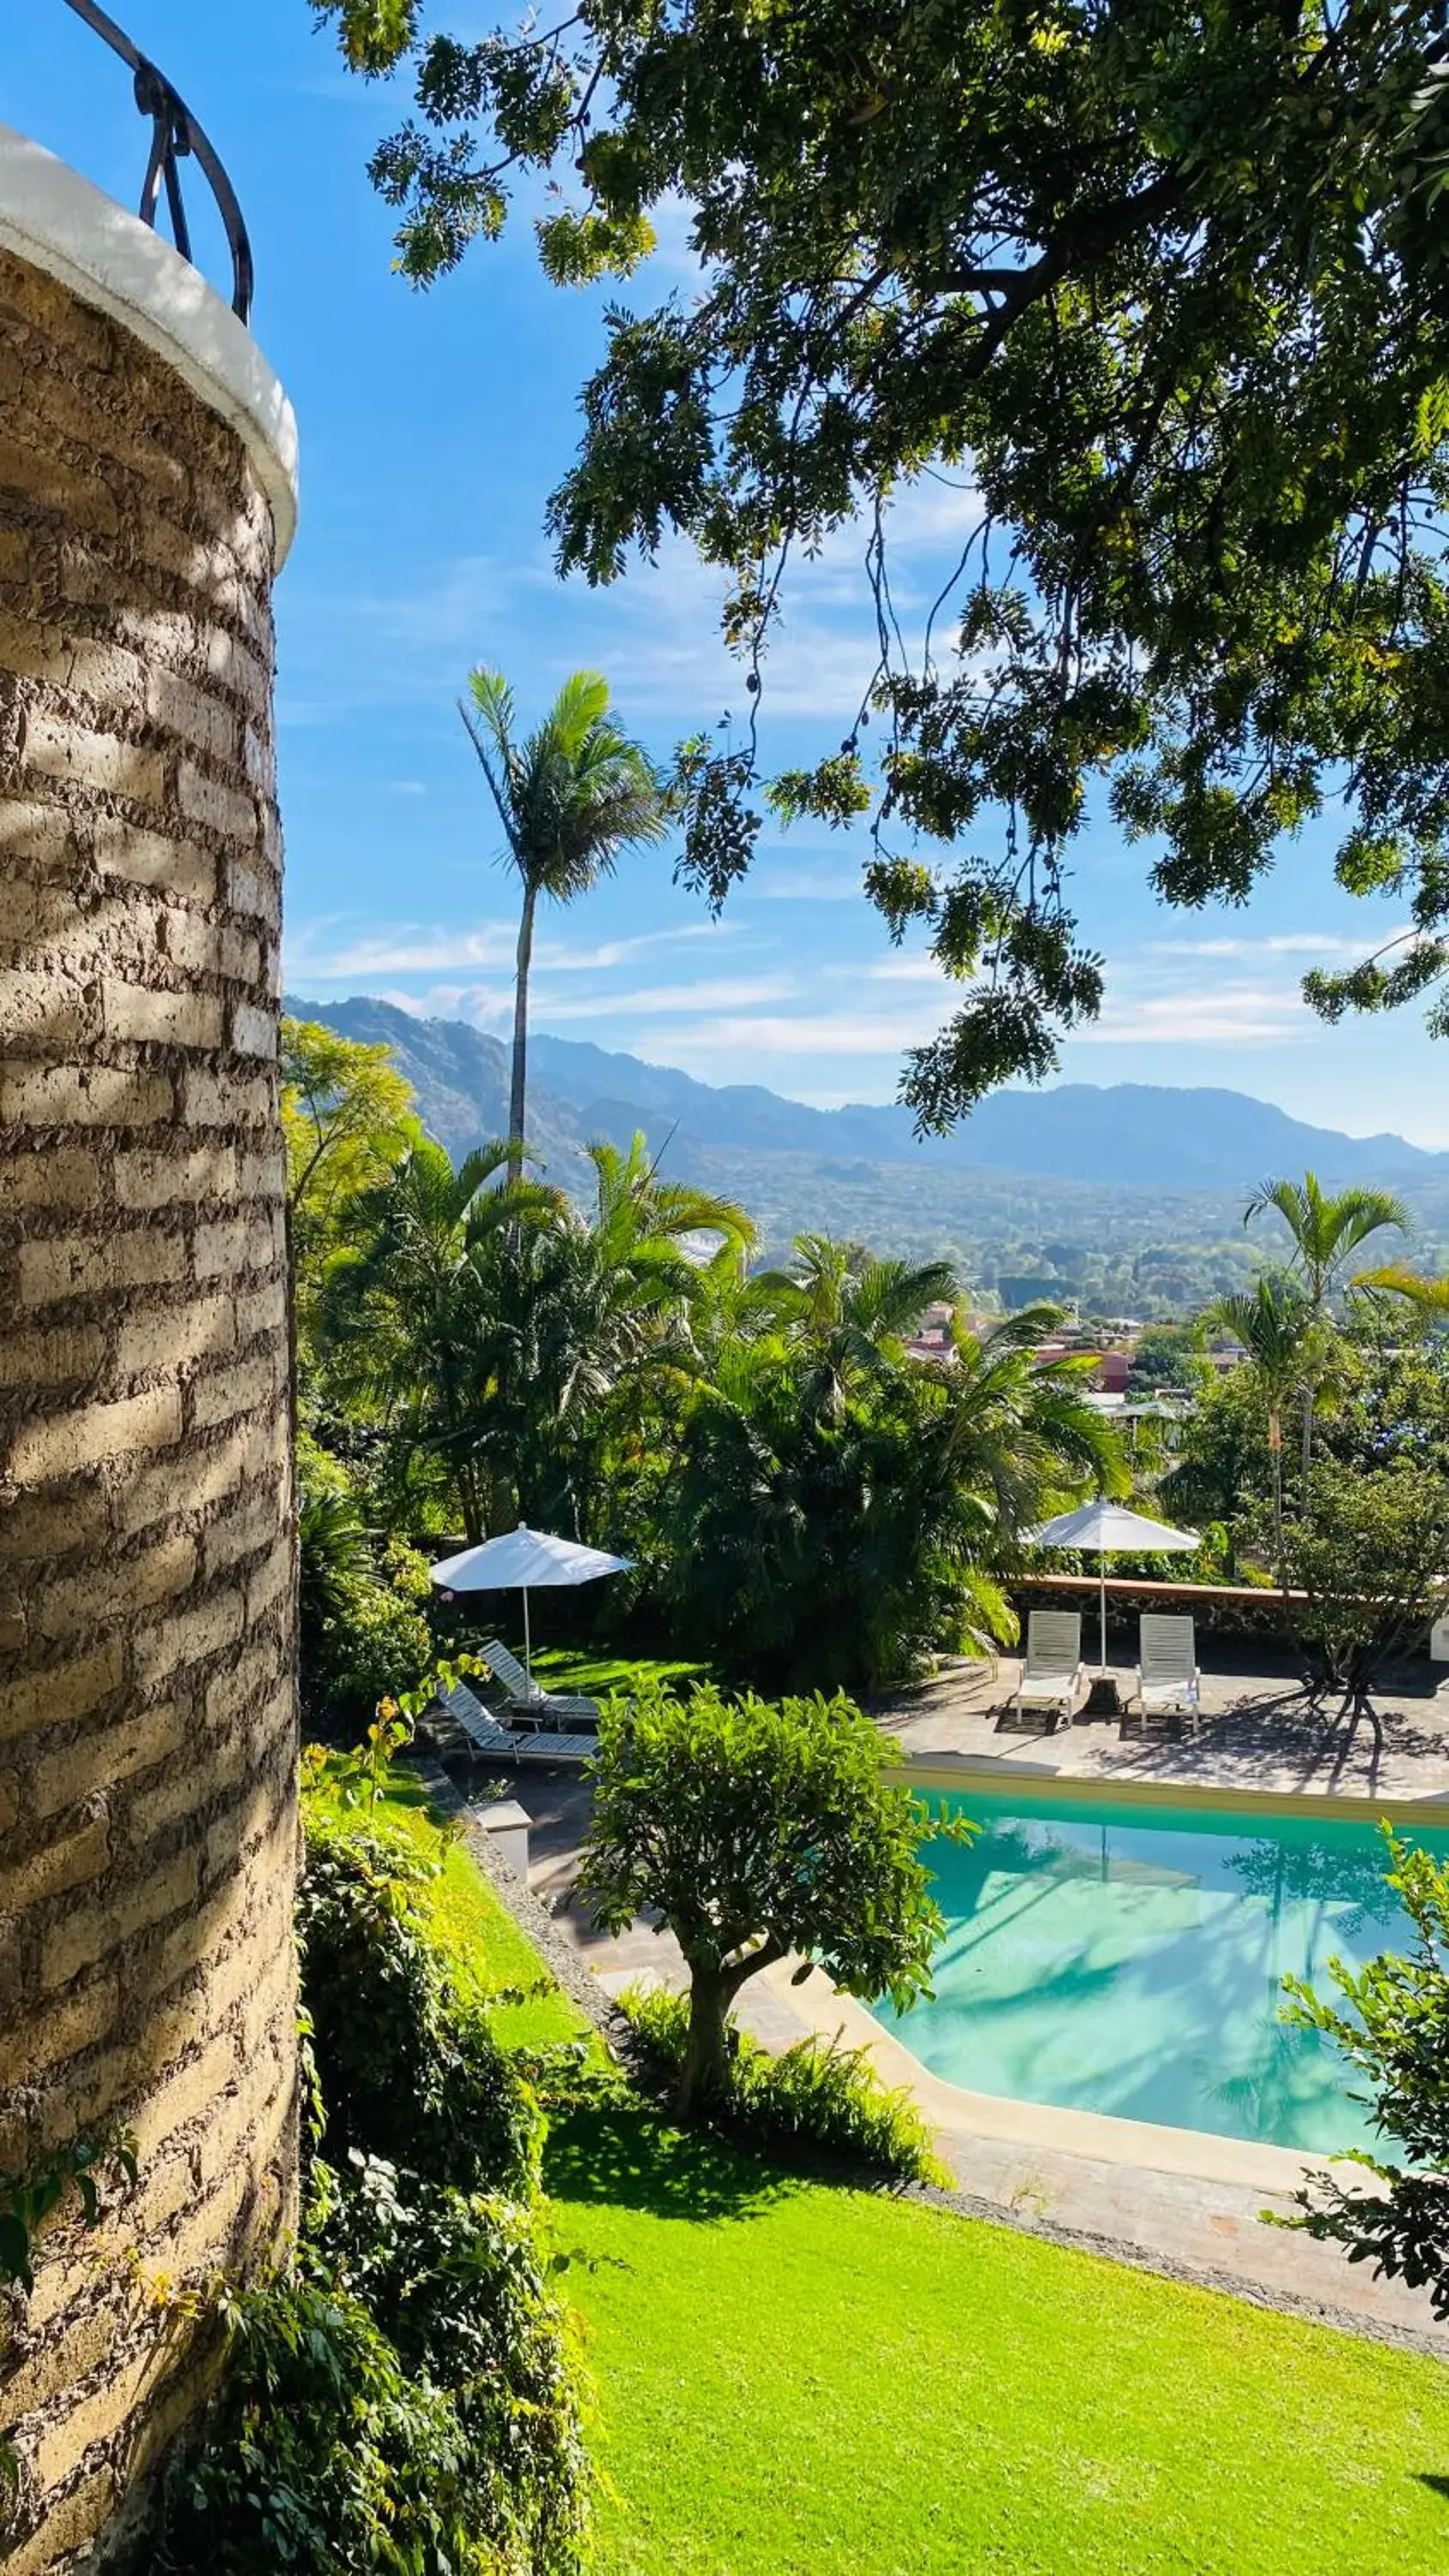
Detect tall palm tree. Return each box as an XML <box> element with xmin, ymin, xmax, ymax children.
<box><xmin>459</xmin><ymin>668</ymin><xmax>670</xmax><ymax>1179</ymax></box>
<box><xmin>1203</xmin><ymin>1276</ymin><xmax>1315</xmax><ymax>1566</ymax></box>
<box><xmin>1245</xmin><ymin>1171</ymin><xmax>1409</xmax><ymax>1479</ymax></box>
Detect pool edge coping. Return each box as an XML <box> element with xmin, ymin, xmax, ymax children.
<box><xmin>890</xmin><ymin>1754</ymin><xmax>1449</xmax><ymax>1825</ymax></box>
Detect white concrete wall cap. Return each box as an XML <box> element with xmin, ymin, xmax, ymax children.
<box><xmin>0</xmin><ymin>122</ymin><xmax>298</xmax><ymax>568</ymax></box>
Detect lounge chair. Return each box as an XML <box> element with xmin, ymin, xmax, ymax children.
<box><xmin>440</xmin><ymin>1680</ymin><xmax>594</xmax><ymax>1767</ymax></box>
<box><xmin>476</xmin><ymin>1637</ymin><xmax>601</xmax><ymax>1730</ymax></box>
<box><xmin>1131</xmin><ymin>1614</ymin><xmax>1201</xmax><ymax>1731</ymax></box>
<box><xmin>1010</xmin><ymin>1611</ymin><xmax>1085</xmax><ymax>1729</ymax></box>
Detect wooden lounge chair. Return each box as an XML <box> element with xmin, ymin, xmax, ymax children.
<box><xmin>1131</xmin><ymin>1614</ymin><xmax>1201</xmax><ymax>1732</ymax></box>
<box><xmin>1010</xmin><ymin>1611</ymin><xmax>1085</xmax><ymax>1730</ymax></box>
<box><xmin>440</xmin><ymin>1680</ymin><xmax>594</xmax><ymax>1767</ymax></box>
<box><xmin>476</xmin><ymin>1637</ymin><xmax>601</xmax><ymax>1730</ymax></box>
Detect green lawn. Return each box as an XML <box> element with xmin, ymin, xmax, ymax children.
<box><xmin>549</xmin><ymin>2105</ymin><xmax>1449</xmax><ymax>2576</ymax></box>
<box><xmin>311</xmin><ymin>1771</ymin><xmax>592</xmax><ymax>2050</ymax></box>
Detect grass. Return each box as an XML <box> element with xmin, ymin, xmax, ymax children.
<box><xmin>548</xmin><ymin>2104</ymin><xmax>1449</xmax><ymax>2576</ymax></box>
<box><xmin>309</xmin><ymin>1770</ymin><xmax>593</xmax><ymax>2052</ymax></box>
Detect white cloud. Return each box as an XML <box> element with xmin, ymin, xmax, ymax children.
<box><xmin>537</xmin><ymin>974</ymin><xmax>798</xmax><ymax>1023</ymax></box>
<box><xmin>753</xmin><ymin>862</ymin><xmax>865</xmax><ymax>903</ymax></box>
<box><xmin>1076</xmin><ymin>983</ymin><xmax>1308</xmax><ymax>1047</ymax></box>
<box><xmin>286</xmin><ymin>922</ymin><xmax>516</xmax><ymax>979</ymax></box>
<box><xmin>533</xmin><ymin>922</ymin><xmax>744</xmax><ymax>972</ymax></box>
<box><xmin>1143</xmin><ymin>931</ymin><xmax>1379</xmax><ymax>961</ymax></box>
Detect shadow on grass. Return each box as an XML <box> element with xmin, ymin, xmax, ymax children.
<box><xmin>1417</xmin><ymin>2475</ymin><xmax>1449</xmax><ymax>2504</ymax></box>
<box><xmin>546</xmin><ymin>2103</ymin><xmax>803</xmax><ymax>2226</ymax></box>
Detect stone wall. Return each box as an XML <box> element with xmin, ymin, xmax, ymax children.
<box><xmin>0</xmin><ymin>240</ymin><xmax>297</xmax><ymax>2572</ymax></box>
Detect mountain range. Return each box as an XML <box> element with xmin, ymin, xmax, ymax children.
<box><xmin>288</xmin><ymin>993</ymin><xmax>1443</xmax><ymax>1198</ymax></box>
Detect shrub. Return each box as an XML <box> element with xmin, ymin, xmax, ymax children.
<box><xmin>1282</xmin><ymin>1829</ymin><xmax>1449</xmax><ymax>2318</ymax></box>
<box><xmin>298</xmin><ymin>1809</ymin><xmax>538</xmax><ymax>2198</ymax></box>
<box><xmin>161</xmin><ymin>1788</ymin><xmax>589</xmax><ymax>2573</ymax></box>
<box><xmin>621</xmin><ymin>1986</ymin><xmax>947</xmax><ymax>2186</ymax></box>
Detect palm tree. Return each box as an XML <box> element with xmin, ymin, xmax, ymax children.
<box><xmin>320</xmin><ymin>1137</ymin><xmax>547</xmax><ymax>1540</ymax></box>
<box><xmin>757</xmin><ymin>1234</ymin><xmax>958</xmax><ymax>1417</ymax></box>
<box><xmin>1203</xmin><ymin>1277</ymin><xmax>1315</xmax><ymax>1566</ymax></box>
<box><xmin>459</xmin><ymin>668</ymin><xmax>670</xmax><ymax>1180</ymax></box>
<box><xmin>941</xmin><ymin>1306</ymin><xmax>1130</xmax><ymax>1535</ymax></box>
<box><xmin>1245</xmin><ymin>1171</ymin><xmax>1409</xmax><ymax>1479</ymax></box>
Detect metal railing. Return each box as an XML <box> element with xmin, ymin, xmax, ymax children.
<box><xmin>59</xmin><ymin>0</ymin><xmax>253</xmax><ymax>323</ymax></box>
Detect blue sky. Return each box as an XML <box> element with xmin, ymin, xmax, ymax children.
<box><xmin>8</xmin><ymin>3</ymin><xmax>1447</xmax><ymax>1142</ymax></box>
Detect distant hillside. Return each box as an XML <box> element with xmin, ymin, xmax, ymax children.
<box><xmin>285</xmin><ymin>993</ymin><xmax>591</xmax><ymax>1189</ymax></box>
<box><xmin>530</xmin><ymin>1032</ymin><xmax>1440</xmax><ymax>1192</ymax></box>
<box><xmin>285</xmin><ymin>996</ymin><xmax>1449</xmax><ymax>1304</ymax></box>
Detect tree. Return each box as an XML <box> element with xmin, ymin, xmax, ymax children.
<box><xmin>318</xmin><ymin>0</ymin><xmax>1449</xmax><ymax>1113</ymax></box>
<box><xmin>458</xmin><ymin>668</ymin><xmax>669</xmax><ymax>1180</ymax></box>
<box><xmin>756</xmin><ymin>1235</ymin><xmax>959</xmax><ymax>1418</ymax></box>
<box><xmin>654</xmin><ymin>1294</ymin><xmax>1123</xmax><ymax>1686</ymax></box>
<box><xmin>1282</xmin><ymin>1831</ymin><xmax>1449</xmax><ymax>2321</ymax></box>
<box><xmin>282</xmin><ymin>1018</ymin><xmax>419</xmax><ymax>1233</ymax></box>
<box><xmin>1244</xmin><ymin>1173</ymin><xmax>1409</xmax><ymax>1482</ymax></box>
<box><xmin>282</xmin><ymin>1018</ymin><xmax>420</xmax><ymax>1359</ymax></box>
<box><xmin>1202</xmin><ymin>1277</ymin><xmax>1316</xmax><ymax>1565</ymax></box>
<box><xmin>1268</xmin><ymin>1460</ymin><xmax>1449</xmax><ymax>1722</ymax></box>
<box><xmin>320</xmin><ymin>1137</ymin><xmax>537</xmax><ymax>1540</ymax></box>
<box><xmin>579</xmin><ymin>1682</ymin><xmax>944</xmax><ymax>2112</ymax></box>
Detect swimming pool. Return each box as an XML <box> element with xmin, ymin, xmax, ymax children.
<box><xmin>865</xmin><ymin>1783</ymin><xmax>1449</xmax><ymax>2153</ymax></box>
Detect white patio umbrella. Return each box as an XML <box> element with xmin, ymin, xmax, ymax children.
<box><xmin>430</xmin><ymin>1524</ymin><xmax>633</xmax><ymax>1680</ymax></box>
<box><xmin>1023</xmin><ymin>1499</ymin><xmax>1200</xmax><ymax>1675</ymax></box>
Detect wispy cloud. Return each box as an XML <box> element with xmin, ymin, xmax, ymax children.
<box><xmin>286</xmin><ymin>916</ymin><xmax>737</xmax><ymax>984</ymax></box>
<box><xmin>753</xmin><ymin>862</ymin><xmax>865</xmax><ymax>903</ymax></box>
<box><xmin>1076</xmin><ymin>982</ymin><xmax>1308</xmax><ymax>1047</ymax></box>
<box><xmin>533</xmin><ymin>922</ymin><xmax>745</xmax><ymax>973</ymax></box>
<box><xmin>538</xmin><ymin>974</ymin><xmax>798</xmax><ymax>1023</ymax></box>
<box><xmin>1143</xmin><ymin>931</ymin><xmax>1377</xmax><ymax>960</ymax></box>
<box><xmin>287</xmin><ymin>922</ymin><xmax>518</xmax><ymax>980</ymax></box>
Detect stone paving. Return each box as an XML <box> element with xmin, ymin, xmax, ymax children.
<box><xmin>867</xmin><ymin>1637</ymin><xmax>1449</xmax><ymax>1803</ymax></box>
<box><xmin>437</xmin><ymin>1647</ymin><xmax>1449</xmax><ymax>2348</ymax></box>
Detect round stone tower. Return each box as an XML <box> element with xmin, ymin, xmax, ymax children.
<box><xmin>0</xmin><ymin>112</ymin><xmax>300</xmax><ymax>2574</ymax></box>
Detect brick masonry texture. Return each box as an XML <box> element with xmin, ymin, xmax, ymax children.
<box><xmin>0</xmin><ymin>246</ymin><xmax>298</xmax><ymax>2573</ymax></box>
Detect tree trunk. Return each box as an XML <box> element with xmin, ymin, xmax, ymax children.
<box><xmin>509</xmin><ymin>878</ymin><xmax>537</xmax><ymax>1187</ymax></box>
<box><xmin>677</xmin><ymin>1964</ymin><xmax>732</xmax><ymax>2117</ymax></box>
<box><xmin>1300</xmin><ymin>1381</ymin><xmax>1313</xmax><ymax>1493</ymax></box>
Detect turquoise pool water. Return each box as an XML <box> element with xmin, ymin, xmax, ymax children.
<box><xmin>866</xmin><ymin>1788</ymin><xmax>1449</xmax><ymax>2153</ymax></box>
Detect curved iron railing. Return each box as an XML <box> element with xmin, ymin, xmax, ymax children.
<box><xmin>59</xmin><ymin>0</ymin><xmax>253</xmax><ymax>324</ymax></box>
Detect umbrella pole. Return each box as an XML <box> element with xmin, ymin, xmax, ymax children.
<box><xmin>523</xmin><ymin>1587</ymin><xmax>531</xmax><ymax>1682</ymax></box>
<box><xmin>1099</xmin><ymin>1558</ymin><xmax>1107</xmax><ymax>1674</ymax></box>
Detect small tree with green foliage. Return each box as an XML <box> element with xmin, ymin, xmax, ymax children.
<box><xmin>1266</xmin><ymin>1461</ymin><xmax>1449</xmax><ymax>1718</ymax></box>
<box><xmin>579</xmin><ymin>1684</ymin><xmax>945</xmax><ymax>2115</ymax></box>
<box><xmin>1282</xmin><ymin>1831</ymin><xmax>1449</xmax><ymax>2320</ymax></box>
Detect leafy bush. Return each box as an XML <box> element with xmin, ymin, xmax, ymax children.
<box><xmin>298</xmin><ymin>1808</ymin><xmax>539</xmax><ymax>2199</ymax></box>
<box><xmin>1282</xmin><ymin>1829</ymin><xmax>1449</xmax><ymax>2317</ymax></box>
<box><xmin>621</xmin><ymin>1986</ymin><xmax>947</xmax><ymax>2187</ymax></box>
<box><xmin>298</xmin><ymin>1470</ymin><xmax>434</xmax><ymax>1734</ymax></box>
<box><xmin>160</xmin><ymin>1786</ymin><xmax>588</xmax><ymax>2573</ymax></box>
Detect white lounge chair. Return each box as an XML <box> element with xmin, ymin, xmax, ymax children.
<box><xmin>1131</xmin><ymin>1614</ymin><xmax>1201</xmax><ymax>1731</ymax></box>
<box><xmin>440</xmin><ymin>1680</ymin><xmax>594</xmax><ymax>1766</ymax></box>
<box><xmin>476</xmin><ymin>1637</ymin><xmax>601</xmax><ymax>1730</ymax></box>
<box><xmin>1010</xmin><ymin>1612</ymin><xmax>1085</xmax><ymax>1730</ymax></box>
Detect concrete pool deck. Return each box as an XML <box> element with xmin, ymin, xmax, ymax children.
<box><xmin>436</xmin><ymin>1651</ymin><xmax>1449</xmax><ymax>2351</ymax></box>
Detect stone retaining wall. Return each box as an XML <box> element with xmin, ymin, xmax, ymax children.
<box><xmin>0</xmin><ymin>236</ymin><xmax>297</xmax><ymax>2573</ymax></box>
